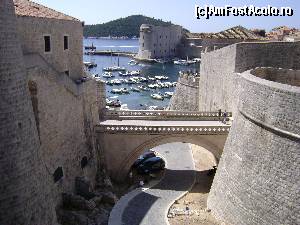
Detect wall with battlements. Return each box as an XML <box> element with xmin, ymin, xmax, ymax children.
<box><xmin>168</xmin><ymin>73</ymin><xmax>200</xmax><ymax>111</ymax></box>
<box><xmin>199</xmin><ymin>42</ymin><xmax>300</xmax><ymax>225</ymax></box>
<box><xmin>199</xmin><ymin>41</ymin><xmax>300</xmax><ymax>115</ymax></box>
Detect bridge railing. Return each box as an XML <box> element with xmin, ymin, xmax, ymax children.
<box><xmin>104</xmin><ymin>110</ymin><xmax>232</xmax><ymax>121</ymax></box>
<box><xmin>96</xmin><ymin>124</ymin><xmax>230</xmax><ymax>135</ymax></box>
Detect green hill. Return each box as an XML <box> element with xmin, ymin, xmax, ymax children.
<box><xmin>84</xmin><ymin>15</ymin><xmax>187</xmax><ymax>38</ymax></box>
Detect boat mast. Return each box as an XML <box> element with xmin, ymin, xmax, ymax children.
<box><xmin>117</xmin><ymin>53</ymin><xmax>120</xmax><ymax>67</ymax></box>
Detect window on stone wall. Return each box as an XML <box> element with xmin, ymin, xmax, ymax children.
<box><xmin>53</xmin><ymin>167</ymin><xmax>63</xmax><ymax>183</ymax></box>
<box><xmin>65</xmin><ymin>70</ymin><xmax>69</xmax><ymax>76</ymax></box>
<box><xmin>28</xmin><ymin>81</ymin><xmax>40</xmax><ymax>138</ymax></box>
<box><xmin>44</xmin><ymin>35</ymin><xmax>51</xmax><ymax>52</ymax></box>
<box><xmin>81</xmin><ymin>156</ymin><xmax>88</xmax><ymax>169</ymax></box>
<box><xmin>64</xmin><ymin>36</ymin><xmax>69</xmax><ymax>50</ymax></box>
<box><xmin>142</xmin><ymin>43</ymin><xmax>144</xmax><ymax>47</ymax></box>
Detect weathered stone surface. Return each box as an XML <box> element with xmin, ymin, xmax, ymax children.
<box><xmin>91</xmin><ymin>196</ymin><xmax>103</xmax><ymax>207</ymax></box>
<box><xmin>62</xmin><ymin>193</ymin><xmax>96</xmax><ymax>211</ymax></box>
<box><xmin>0</xmin><ymin>0</ymin><xmax>56</xmax><ymax>224</ymax></box>
<box><xmin>89</xmin><ymin>208</ymin><xmax>109</xmax><ymax>225</ymax></box>
<box><xmin>199</xmin><ymin>42</ymin><xmax>300</xmax><ymax>225</ymax></box>
<box><xmin>76</xmin><ymin>176</ymin><xmax>96</xmax><ymax>200</ymax></box>
<box><xmin>169</xmin><ymin>73</ymin><xmax>200</xmax><ymax>111</ymax></box>
<box><xmin>57</xmin><ymin>209</ymin><xmax>94</xmax><ymax>225</ymax></box>
<box><xmin>101</xmin><ymin>191</ymin><xmax>119</xmax><ymax>205</ymax></box>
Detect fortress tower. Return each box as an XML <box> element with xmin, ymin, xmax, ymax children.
<box><xmin>198</xmin><ymin>42</ymin><xmax>300</xmax><ymax>225</ymax></box>
<box><xmin>137</xmin><ymin>24</ymin><xmax>183</xmax><ymax>60</ymax></box>
<box><xmin>0</xmin><ymin>0</ymin><xmax>56</xmax><ymax>224</ymax></box>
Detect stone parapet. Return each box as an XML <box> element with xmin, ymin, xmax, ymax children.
<box><xmin>97</xmin><ymin>124</ymin><xmax>230</xmax><ymax>135</ymax></box>
<box><xmin>104</xmin><ymin>110</ymin><xmax>232</xmax><ymax>121</ymax></box>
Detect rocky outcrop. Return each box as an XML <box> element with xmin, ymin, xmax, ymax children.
<box><xmin>58</xmin><ymin>174</ymin><xmax>119</xmax><ymax>225</ymax></box>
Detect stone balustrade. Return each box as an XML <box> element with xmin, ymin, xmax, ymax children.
<box><xmin>104</xmin><ymin>110</ymin><xmax>232</xmax><ymax>120</ymax></box>
<box><xmin>97</xmin><ymin>124</ymin><xmax>230</xmax><ymax>134</ymax></box>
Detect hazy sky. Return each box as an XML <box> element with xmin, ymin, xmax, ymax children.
<box><xmin>33</xmin><ymin>0</ymin><xmax>299</xmax><ymax>32</ymax></box>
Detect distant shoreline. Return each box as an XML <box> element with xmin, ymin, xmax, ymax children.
<box><xmin>85</xmin><ymin>36</ymin><xmax>139</xmax><ymax>40</ymax></box>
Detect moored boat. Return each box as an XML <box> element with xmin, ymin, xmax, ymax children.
<box><xmin>151</xmin><ymin>93</ymin><xmax>164</xmax><ymax>100</ymax></box>
<box><xmin>103</xmin><ymin>66</ymin><xmax>126</xmax><ymax>72</ymax></box>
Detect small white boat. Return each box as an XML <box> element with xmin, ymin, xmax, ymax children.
<box><xmin>120</xmin><ymin>104</ymin><xmax>129</xmax><ymax>110</ymax></box>
<box><xmin>106</xmin><ymin>98</ymin><xmax>121</xmax><ymax>107</ymax></box>
<box><xmin>102</xmin><ymin>72</ymin><xmax>114</xmax><ymax>78</ymax></box>
<box><xmin>151</xmin><ymin>93</ymin><xmax>164</xmax><ymax>100</ymax></box>
<box><xmin>128</xmin><ymin>60</ymin><xmax>138</xmax><ymax>66</ymax></box>
<box><xmin>148</xmin><ymin>76</ymin><xmax>156</xmax><ymax>81</ymax></box>
<box><xmin>130</xmin><ymin>70</ymin><xmax>141</xmax><ymax>76</ymax></box>
<box><xmin>138</xmin><ymin>85</ymin><xmax>149</xmax><ymax>91</ymax></box>
<box><xmin>103</xmin><ymin>66</ymin><xmax>126</xmax><ymax>72</ymax></box>
<box><xmin>164</xmin><ymin>91</ymin><xmax>173</xmax><ymax>98</ymax></box>
<box><xmin>155</xmin><ymin>75</ymin><xmax>169</xmax><ymax>80</ymax></box>
<box><xmin>148</xmin><ymin>84</ymin><xmax>159</xmax><ymax>89</ymax></box>
<box><xmin>111</xmin><ymin>89</ymin><xmax>122</xmax><ymax>94</ymax></box>
<box><xmin>131</xmin><ymin>87</ymin><xmax>141</xmax><ymax>92</ymax></box>
<box><xmin>174</xmin><ymin>60</ymin><xmax>189</xmax><ymax>65</ymax></box>
<box><xmin>119</xmin><ymin>71</ymin><xmax>130</xmax><ymax>76</ymax></box>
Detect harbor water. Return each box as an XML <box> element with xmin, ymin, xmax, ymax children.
<box><xmin>83</xmin><ymin>38</ymin><xmax>199</xmax><ymax>110</ymax></box>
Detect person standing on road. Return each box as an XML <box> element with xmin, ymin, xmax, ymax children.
<box><xmin>218</xmin><ymin>109</ymin><xmax>222</xmax><ymax>121</ymax></box>
<box><xmin>223</xmin><ymin>110</ymin><xmax>228</xmax><ymax>124</ymax></box>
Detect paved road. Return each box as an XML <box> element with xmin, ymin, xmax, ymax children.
<box><xmin>100</xmin><ymin>119</ymin><xmax>230</xmax><ymax>127</ymax></box>
<box><xmin>108</xmin><ymin>142</ymin><xmax>196</xmax><ymax>225</ymax></box>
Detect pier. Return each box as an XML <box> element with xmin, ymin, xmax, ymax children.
<box><xmin>85</xmin><ymin>50</ymin><xmax>136</xmax><ymax>58</ymax></box>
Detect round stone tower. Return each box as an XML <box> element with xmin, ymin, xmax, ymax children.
<box><xmin>0</xmin><ymin>0</ymin><xmax>56</xmax><ymax>224</ymax></box>
<box><xmin>137</xmin><ymin>24</ymin><xmax>153</xmax><ymax>59</ymax></box>
<box><xmin>207</xmin><ymin>68</ymin><xmax>300</xmax><ymax>225</ymax></box>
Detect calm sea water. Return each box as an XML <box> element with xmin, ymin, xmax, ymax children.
<box><xmin>83</xmin><ymin>38</ymin><xmax>199</xmax><ymax>109</ymax></box>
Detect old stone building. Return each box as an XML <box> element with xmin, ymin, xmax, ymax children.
<box><xmin>14</xmin><ymin>0</ymin><xmax>84</xmax><ymax>80</ymax></box>
<box><xmin>1</xmin><ymin>0</ymin><xmax>106</xmax><ymax>224</ymax></box>
<box><xmin>137</xmin><ymin>24</ymin><xmax>183</xmax><ymax>60</ymax></box>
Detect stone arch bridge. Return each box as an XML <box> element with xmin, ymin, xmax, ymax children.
<box><xmin>96</xmin><ymin>110</ymin><xmax>232</xmax><ymax>182</ymax></box>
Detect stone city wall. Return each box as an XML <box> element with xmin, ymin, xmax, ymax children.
<box><xmin>198</xmin><ymin>41</ymin><xmax>300</xmax><ymax>225</ymax></box>
<box><xmin>26</xmin><ymin>61</ymin><xmax>103</xmax><ymax>207</ymax></box>
<box><xmin>208</xmin><ymin>68</ymin><xmax>300</xmax><ymax>225</ymax></box>
<box><xmin>0</xmin><ymin>0</ymin><xmax>57</xmax><ymax>224</ymax></box>
<box><xmin>169</xmin><ymin>73</ymin><xmax>200</xmax><ymax>111</ymax></box>
<box><xmin>251</xmin><ymin>67</ymin><xmax>300</xmax><ymax>87</ymax></box>
<box><xmin>198</xmin><ymin>41</ymin><xmax>300</xmax><ymax>115</ymax></box>
<box><xmin>16</xmin><ymin>16</ymin><xmax>84</xmax><ymax>80</ymax></box>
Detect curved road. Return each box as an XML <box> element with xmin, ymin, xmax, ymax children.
<box><xmin>109</xmin><ymin>142</ymin><xmax>196</xmax><ymax>225</ymax></box>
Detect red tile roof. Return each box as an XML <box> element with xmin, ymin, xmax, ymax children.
<box><xmin>14</xmin><ymin>0</ymin><xmax>80</xmax><ymax>21</ymax></box>
<box><xmin>187</xmin><ymin>26</ymin><xmax>265</xmax><ymax>40</ymax></box>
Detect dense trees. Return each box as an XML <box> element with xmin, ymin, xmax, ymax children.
<box><xmin>83</xmin><ymin>15</ymin><xmax>182</xmax><ymax>38</ymax></box>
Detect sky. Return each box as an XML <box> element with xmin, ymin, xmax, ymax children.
<box><xmin>33</xmin><ymin>0</ymin><xmax>299</xmax><ymax>32</ymax></box>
